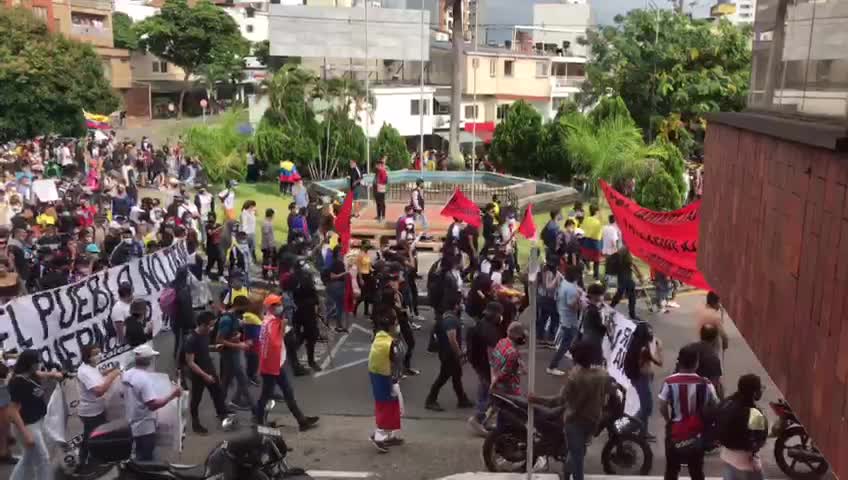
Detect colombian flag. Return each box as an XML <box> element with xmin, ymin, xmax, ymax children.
<box><xmin>84</xmin><ymin>110</ymin><xmax>111</xmax><ymax>130</ymax></box>
<box><xmin>368</xmin><ymin>331</ymin><xmax>401</xmax><ymax>430</ymax></box>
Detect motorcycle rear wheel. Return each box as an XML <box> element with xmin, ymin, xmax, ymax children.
<box><xmin>482</xmin><ymin>430</ymin><xmax>529</xmax><ymax>473</ymax></box>
<box><xmin>601</xmin><ymin>433</ymin><xmax>653</xmax><ymax>476</ymax></box>
<box><xmin>775</xmin><ymin>425</ymin><xmax>829</xmax><ymax>480</ymax></box>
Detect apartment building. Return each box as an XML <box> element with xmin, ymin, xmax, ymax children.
<box><xmin>710</xmin><ymin>0</ymin><xmax>756</xmax><ymax>24</ymax></box>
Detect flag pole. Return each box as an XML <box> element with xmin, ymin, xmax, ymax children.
<box><xmin>419</xmin><ymin>7</ymin><xmax>425</xmax><ymax>174</ymax></box>
<box><xmin>471</xmin><ymin>0</ymin><xmax>481</xmax><ymax>202</ymax></box>
<box><xmin>526</xmin><ymin>245</ymin><xmax>540</xmax><ymax>480</ymax></box>
<box><xmin>365</xmin><ymin>0</ymin><xmax>371</xmax><ymax>203</ymax></box>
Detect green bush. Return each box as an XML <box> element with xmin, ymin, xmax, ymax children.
<box><xmin>637</xmin><ymin>170</ymin><xmax>683</xmax><ymax>211</ymax></box>
<box><xmin>536</xmin><ymin>118</ymin><xmax>573</xmax><ymax>181</ymax></box>
<box><xmin>183</xmin><ymin>109</ymin><xmax>250</xmax><ymax>184</ymax></box>
<box><xmin>372</xmin><ymin>123</ymin><xmax>410</xmax><ymax>170</ymax></box>
<box><xmin>490</xmin><ymin>101</ymin><xmax>543</xmax><ymax>175</ymax></box>
<box><xmin>651</xmin><ymin>138</ymin><xmax>688</xmax><ymax>199</ymax></box>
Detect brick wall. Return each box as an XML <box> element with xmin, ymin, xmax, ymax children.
<box><xmin>123</xmin><ymin>86</ymin><xmax>151</xmax><ymax>119</ymax></box>
<box><xmin>699</xmin><ymin>122</ymin><xmax>848</xmax><ymax>478</ymax></box>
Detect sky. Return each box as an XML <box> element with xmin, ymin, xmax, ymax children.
<box><xmin>482</xmin><ymin>0</ymin><xmax>711</xmax><ymax>43</ymax></box>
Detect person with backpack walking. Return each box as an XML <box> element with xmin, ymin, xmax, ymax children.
<box><xmin>466</xmin><ymin>302</ymin><xmax>504</xmax><ymax>436</ymax></box>
<box><xmin>425</xmin><ymin>290</ymin><xmax>472</xmax><ymax>412</ymax></box>
<box><xmin>410</xmin><ymin>178</ymin><xmax>430</xmax><ymax>239</ymax></box>
<box><xmin>183</xmin><ymin>312</ymin><xmax>232</xmax><ymax>434</ymax></box>
<box><xmin>622</xmin><ymin>321</ymin><xmax>664</xmax><ymax>440</ymax></box>
<box><xmin>658</xmin><ymin>344</ymin><xmax>720</xmax><ymax>480</ymax></box>
<box><xmin>536</xmin><ymin>257</ymin><xmax>563</xmax><ymax>348</ymax></box>
<box><xmin>216</xmin><ymin>295</ymin><xmax>254</xmax><ymax>411</ymax></box>
<box><xmin>717</xmin><ymin>374</ymin><xmax>768</xmax><ymax>480</ymax></box>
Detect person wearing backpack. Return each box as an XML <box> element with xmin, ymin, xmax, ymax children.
<box><xmin>536</xmin><ymin>257</ymin><xmax>562</xmax><ymax>347</ymax></box>
<box><xmin>622</xmin><ymin>321</ymin><xmax>664</xmax><ymax>441</ymax></box>
<box><xmin>216</xmin><ymin>295</ymin><xmax>254</xmax><ymax>411</ymax></box>
<box><xmin>542</xmin><ymin>210</ymin><xmax>563</xmax><ymax>263</ymax></box>
<box><xmin>425</xmin><ymin>290</ymin><xmax>472</xmax><ymax>412</ymax></box>
<box><xmin>466</xmin><ymin>302</ymin><xmax>504</xmax><ymax>436</ymax></box>
<box><xmin>658</xmin><ymin>345</ymin><xmax>719</xmax><ymax>480</ymax></box>
<box><xmin>717</xmin><ymin>374</ymin><xmax>768</xmax><ymax>480</ymax></box>
<box><xmin>169</xmin><ymin>267</ymin><xmax>196</xmax><ymax>361</ymax></box>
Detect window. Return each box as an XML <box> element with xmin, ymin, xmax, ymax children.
<box><xmin>436</xmin><ymin>101</ymin><xmax>450</xmax><ymax>114</ymax></box>
<box><xmin>152</xmin><ymin>61</ymin><xmax>168</xmax><ymax>73</ymax></box>
<box><xmin>464</xmin><ymin>105</ymin><xmax>479</xmax><ymax>120</ymax></box>
<box><xmin>489</xmin><ymin>59</ymin><xmax>496</xmax><ymax>77</ymax></box>
<box><xmin>410</xmin><ymin>99</ymin><xmax>430</xmax><ymax>116</ymax></box>
<box><xmin>504</xmin><ymin>60</ymin><xmax>514</xmax><ymax>77</ymax></box>
<box><xmin>739</xmin><ymin>13</ymin><xmax>751</xmax><ymax>18</ymax></box>
<box><xmin>535</xmin><ymin>61</ymin><xmax>548</xmax><ymax>77</ymax></box>
<box><xmin>246</xmin><ymin>7</ymin><xmax>255</xmax><ymax>18</ymax></box>
<box><xmin>497</xmin><ymin>104</ymin><xmax>510</xmax><ymax>120</ymax></box>
<box><xmin>31</xmin><ymin>6</ymin><xmax>48</xmax><ymax>20</ymax></box>
<box><xmin>246</xmin><ymin>24</ymin><xmax>254</xmax><ymax>33</ymax></box>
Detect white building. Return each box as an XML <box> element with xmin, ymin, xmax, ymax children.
<box><xmin>710</xmin><ymin>0</ymin><xmax>756</xmax><ymax>25</ymax></box>
<box><xmin>357</xmin><ymin>85</ymin><xmax>435</xmax><ymax>138</ymax></box>
<box><xmin>530</xmin><ymin>1</ymin><xmax>594</xmax><ymax>58</ymax></box>
<box><xmin>224</xmin><ymin>1</ymin><xmax>271</xmax><ymax>43</ymax></box>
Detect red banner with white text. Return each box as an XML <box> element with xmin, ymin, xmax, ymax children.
<box><xmin>599</xmin><ymin>180</ymin><xmax>711</xmax><ymax>290</ymax></box>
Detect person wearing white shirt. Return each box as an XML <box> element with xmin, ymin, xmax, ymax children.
<box><xmin>122</xmin><ymin>344</ymin><xmax>181</xmax><ymax>461</ymax></box>
<box><xmin>77</xmin><ymin>345</ymin><xmax>121</xmax><ymax>468</ymax></box>
<box><xmin>601</xmin><ymin>215</ymin><xmax>622</xmax><ymax>256</ymax></box>
<box><xmin>110</xmin><ymin>282</ymin><xmax>133</xmax><ymax>345</ymax></box>
<box><xmin>219</xmin><ymin>180</ymin><xmax>237</xmax><ymax>221</ymax></box>
<box><xmin>240</xmin><ymin>200</ymin><xmax>258</xmax><ymax>262</ymax></box>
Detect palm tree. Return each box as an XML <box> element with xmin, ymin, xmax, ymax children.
<box><xmin>447</xmin><ymin>0</ymin><xmax>465</xmax><ymax>169</ymax></box>
<box><xmin>312</xmin><ymin>77</ymin><xmax>374</xmax><ymax>179</ymax></box>
<box><xmin>263</xmin><ymin>64</ymin><xmax>317</xmax><ymax>127</ymax></box>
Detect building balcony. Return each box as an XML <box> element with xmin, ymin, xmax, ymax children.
<box><xmin>70</xmin><ymin>24</ymin><xmax>113</xmax><ymax>46</ymax></box>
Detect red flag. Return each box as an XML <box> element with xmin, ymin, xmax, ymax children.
<box><xmin>517</xmin><ymin>204</ymin><xmax>536</xmax><ymax>239</ymax></box>
<box><xmin>334</xmin><ymin>189</ymin><xmax>354</xmax><ymax>255</ymax></box>
<box><xmin>440</xmin><ymin>188</ymin><xmax>482</xmax><ymax>228</ymax></box>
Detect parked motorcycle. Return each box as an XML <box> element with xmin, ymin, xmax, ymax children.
<box><xmin>59</xmin><ymin>420</ymin><xmax>312</xmax><ymax>480</ymax></box>
<box><xmin>770</xmin><ymin>399</ymin><xmax>830</xmax><ymax>480</ymax></box>
<box><xmin>483</xmin><ymin>384</ymin><xmax>653</xmax><ymax>475</ymax></box>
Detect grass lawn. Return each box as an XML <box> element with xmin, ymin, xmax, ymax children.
<box><xmin>227</xmin><ymin>182</ymin><xmax>293</xmax><ymax>243</ymax></box>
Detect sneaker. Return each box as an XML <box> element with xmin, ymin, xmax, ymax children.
<box><xmin>546</xmin><ymin>367</ymin><xmax>566</xmax><ymax>376</ymax></box>
<box><xmin>292</xmin><ymin>366</ymin><xmax>310</xmax><ymax>377</ymax></box>
<box><xmin>425</xmin><ymin>401</ymin><xmax>444</xmax><ymax>412</ymax></box>
<box><xmin>467</xmin><ymin>416</ymin><xmax>489</xmax><ymax>437</ymax></box>
<box><xmin>309</xmin><ymin>362</ymin><xmax>323</xmax><ymax>372</ymax></box>
<box><xmin>369</xmin><ymin>434</ymin><xmax>389</xmax><ymax>453</ymax></box>
<box><xmin>667</xmin><ymin>301</ymin><xmax>681</xmax><ymax>309</ymax></box>
<box><xmin>192</xmin><ymin>424</ymin><xmax>209</xmax><ymax>435</ymax></box>
<box><xmin>384</xmin><ymin>437</ymin><xmax>405</xmax><ymax>446</ymax></box>
<box><xmin>410</xmin><ymin>322</ymin><xmax>423</xmax><ymax>331</ymax></box>
<box><xmin>403</xmin><ymin>368</ymin><xmax>421</xmax><ymax>377</ymax></box>
<box><xmin>299</xmin><ymin>416</ymin><xmax>320</xmax><ymax>432</ymax></box>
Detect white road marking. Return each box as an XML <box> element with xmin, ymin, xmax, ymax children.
<box><xmin>307</xmin><ymin>470</ymin><xmax>373</xmax><ymax>478</ymax></box>
<box><xmin>313</xmin><ymin>357</ymin><xmax>370</xmax><ymax>378</ymax></box>
<box><xmin>320</xmin><ymin>331</ymin><xmax>351</xmax><ymax>371</ymax></box>
<box><xmin>351</xmin><ymin>323</ymin><xmax>372</xmax><ymax>334</ymax></box>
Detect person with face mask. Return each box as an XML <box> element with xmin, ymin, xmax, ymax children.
<box><xmin>254</xmin><ymin>295</ymin><xmax>319</xmax><ymax>430</ymax></box>
<box><xmin>76</xmin><ymin>345</ymin><xmax>122</xmax><ymax>469</ymax></box>
<box><xmin>489</xmin><ymin>322</ymin><xmax>527</xmax><ymax>397</ymax></box>
<box><xmin>425</xmin><ymin>290</ymin><xmax>472</xmax><ymax>412</ymax></box>
<box><xmin>109</xmin><ymin>228</ymin><xmax>141</xmax><ymax>267</ymax></box>
<box><xmin>183</xmin><ymin>311</ymin><xmax>232</xmax><ymax>434</ymax></box>
<box><xmin>122</xmin><ymin>344</ymin><xmax>182</xmax><ymax>461</ymax></box>
<box><xmin>228</xmin><ymin>231</ymin><xmax>253</xmax><ymax>287</ymax></box>
<box><xmin>8</xmin><ymin>349</ymin><xmax>64</xmax><ymax>480</ymax></box>
<box><xmin>216</xmin><ymin>295</ymin><xmax>254</xmax><ymax>411</ymax></box>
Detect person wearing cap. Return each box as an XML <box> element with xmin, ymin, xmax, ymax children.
<box><xmin>409</xmin><ymin>178</ymin><xmax>430</xmax><ymax>238</ymax></box>
<box><xmin>122</xmin><ymin>344</ymin><xmax>182</xmax><ymax>461</ymax></box>
<box><xmin>183</xmin><ymin>311</ymin><xmax>231</xmax><ymax>435</ymax></box>
<box><xmin>255</xmin><ymin>294</ymin><xmax>319</xmax><ymax>430</ymax></box>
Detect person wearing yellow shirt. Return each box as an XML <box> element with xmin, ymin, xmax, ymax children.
<box><xmin>356</xmin><ymin>240</ymin><xmax>375</xmax><ymax>315</ymax></box>
<box><xmin>579</xmin><ymin>204</ymin><xmax>603</xmax><ymax>280</ymax></box>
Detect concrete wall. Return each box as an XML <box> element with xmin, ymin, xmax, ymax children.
<box><xmin>269</xmin><ymin>5</ymin><xmax>430</xmax><ymax>61</ymax></box>
<box><xmin>225</xmin><ymin>4</ymin><xmax>270</xmax><ymax>43</ymax></box>
<box><xmin>531</xmin><ymin>3</ymin><xmax>593</xmax><ymax>57</ymax></box>
<box><xmin>130</xmin><ymin>52</ymin><xmax>192</xmax><ymax>82</ymax></box>
<box><xmin>361</xmin><ymin>86</ymin><xmax>435</xmax><ymax>137</ymax></box>
<box><xmin>465</xmin><ymin>52</ymin><xmax>551</xmax><ymax>98</ymax></box>
<box><xmin>699</xmin><ymin>121</ymin><xmax>848</xmax><ymax>479</ymax></box>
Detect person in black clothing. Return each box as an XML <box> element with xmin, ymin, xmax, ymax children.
<box><xmin>204</xmin><ymin>213</ymin><xmax>224</xmax><ymax>279</ymax></box>
<box><xmin>460</xmin><ymin>222</ymin><xmax>479</xmax><ymax>280</ymax></box>
<box><xmin>125</xmin><ymin>300</ymin><xmax>154</xmax><ymax>347</ymax></box>
<box><xmin>466</xmin><ymin>301</ymin><xmax>504</xmax><ymax>433</ymax></box>
<box><xmin>376</xmin><ymin>266</ymin><xmax>419</xmax><ymax>376</ymax></box>
<box><xmin>109</xmin><ymin>228</ymin><xmax>142</xmax><ymax>266</ymax></box>
<box><xmin>292</xmin><ymin>261</ymin><xmax>322</xmax><ymax>374</ymax></box>
<box><xmin>349</xmin><ymin>159</ymin><xmax>363</xmax><ymax>200</ymax></box>
<box><xmin>172</xmin><ymin>267</ymin><xmax>196</xmax><ymax>363</ymax></box>
<box><xmin>610</xmin><ymin>246</ymin><xmax>644</xmax><ymax>320</ymax></box>
<box><xmin>691</xmin><ymin>324</ymin><xmax>724</xmax><ymax>399</ymax></box>
<box><xmin>7</xmin><ymin>227</ymin><xmax>31</xmax><ymax>287</ymax></box>
<box><xmin>184</xmin><ymin>311</ymin><xmax>232</xmax><ymax>434</ymax></box>
<box><xmin>425</xmin><ymin>290</ymin><xmax>472</xmax><ymax>412</ymax></box>
<box><xmin>481</xmin><ymin>203</ymin><xmax>497</xmax><ymax>253</ymax></box>
<box><xmin>306</xmin><ymin>200</ymin><xmax>322</xmax><ymax>239</ymax></box>
<box><xmin>717</xmin><ymin>374</ymin><xmax>768</xmax><ymax>480</ymax></box>
<box><xmin>582</xmin><ymin>282</ymin><xmax>608</xmax><ymax>366</ymax></box>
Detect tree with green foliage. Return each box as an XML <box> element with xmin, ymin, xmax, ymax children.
<box><xmin>637</xmin><ymin>170</ymin><xmax>683</xmax><ymax>211</ymax></box>
<box><xmin>136</xmin><ymin>0</ymin><xmax>244</xmax><ymax>118</ymax></box>
<box><xmin>198</xmin><ymin>35</ymin><xmax>250</xmax><ymax>105</ymax></box>
<box><xmin>588</xmin><ymin>96</ymin><xmax>635</xmax><ymax>127</ymax></box>
<box><xmin>489</xmin><ymin>101</ymin><xmax>543</xmax><ymax>176</ymax></box>
<box><xmin>253</xmin><ymin>40</ymin><xmax>270</xmax><ymax>68</ymax></box>
<box><xmin>582</xmin><ymin>10</ymin><xmax>751</xmax><ymax>144</ymax></box>
<box><xmin>112</xmin><ymin>12</ymin><xmax>138</xmax><ymax>50</ymax></box>
<box><xmin>536</xmin><ymin>118</ymin><xmax>574</xmax><ymax>182</ymax></box>
<box><xmin>183</xmin><ymin>109</ymin><xmax>251</xmax><ymax>183</ymax></box>
<box><xmin>0</xmin><ymin>7</ymin><xmax>119</xmax><ymax>140</ymax></box>
<box><xmin>372</xmin><ymin>123</ymin><xmax>409</xmax><ymax>170</ymax></box>
<box><xmin>650</xmin><ymin>138</ymin><xmax>687</xmax><ymax>199</ymax></box>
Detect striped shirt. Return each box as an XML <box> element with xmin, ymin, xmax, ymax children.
<box><xmin>658</xmin><ymin>372</ymin><xmax>718</xmax><ymax>424</ymax></box>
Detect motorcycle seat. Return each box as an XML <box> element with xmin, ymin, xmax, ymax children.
<box><xmin>127</xmin><ymin>460</ymin><xmax>205</xmax><ymax>479</ymax></box>
<box><xmin>495</xmin><ymin>394</ymin><xmax>564</xmax><ymax>422</ymax></box>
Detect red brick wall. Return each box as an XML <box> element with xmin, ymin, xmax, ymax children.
<box><xmin>699</xmin><ymin>123</ymin><xmax>848</xmax><ymax>478</ymax></box>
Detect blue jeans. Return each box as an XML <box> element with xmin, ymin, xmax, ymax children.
<box><xmin>133</xmin><ymin>433</ymin><xmax>157</xmax><ymax>461</ymax></box>
<box><xmin>475</xmin><ymin>369</ymin><xmax>490</xmax><ymax>423</ymax></box>
<box><xmin>565</xmin><ymin>421</ymin><xmax>591</xmax><ymax>480</ymax></box>
<box><xmin>536</xmin><ymin>297</ymin><xmax>559</xmax><ymax>342</ymax></box>
<box><xmin>549</xmin><ymin>326</ymin><xmax>577</xmax><ymax>369</ymax></box>
<box><xmin>11</xmin><ymin>421</ymin><xmax>51</xmax><ymax>480</ymax></box>
<box><xmin>633</xmin><ymin>374</ymin><xmax>653</xmax><ymax>433</ymax></box>
<box><xmin>327</xmin><ymin>280</ymin><xmax>346</xmax><ymax>328</ymax></box>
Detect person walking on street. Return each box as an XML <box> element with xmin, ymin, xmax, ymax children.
<box><xmin>349</xmin><ymin>159</ymin><xmax>363</xmax><ymax>200</ymax></box>
<box><xmin>410</xmin><ymin>178</ymin><xmax>430</xmax><ymax>239</ymax></box>
<box><xmin>659</xmin><ymin>344</ymin><xmax>719</xmax><ymax>480</ymax></box>
<box><xmin>8</xmin><ymin>350</ymin><xmax>64</xmax><ymax>480</ymax></box>
<box><xmin>240</xmin><ymin>200</ymin><xmax>258</xmax><ymax>262</ymax></box>
<box><xmin>183</xmin><ymin>312</ymin><xmax>232</xmax><ymax>434</ymax></box>
<box><xmin>579</xmin><ymin>204</ymin><xmax>603</xmax><ymax>280</ymax></box>
<box><xmin>490</xmin><ymin>322</ymin><xmax>527</xmax><ymax>397</ymax></box>
<box><xmin>547</xmin><ymin>265</ymin><xmax>582</xmax><ymax>376</ymax></box>
<box><xmin>610</xmin><ymin>245</ymin><xmax>644</xmax><ymax>320</ymax></box>
<box><xmin>466</xmin><ymin>302</ymin><xmax>504</xmax><ymax>436</ymax></box>
<box><xmin>530</xmin><ymin>340</ymin><xmax>613</xmax><ymax>480</ymax></box>
<box><xmin>261</xmin><ymin>208</ymin><xmax>277</xmax><ymax>281</ymax></box>
<box><xmin>76</xmin><ymin>345</ymin><xmax>121</xmax><ymax>469</ymax></box>
<box><xmin>254</xmin><ymin>295</ymin><xmax>319</xmax><ymax>430</ymax></box>
<box><xmin>425</xmin><ymin>291</ymin><xmax>472</xmax><ymax>412</ymax></box>
<box><xmin>622</xmin><ymin>322</ymin><xmax>663</xmax><ymax>440</ymax></box>
<box><xmin>216</xmin><ymin>295</ymin><xmax>254</xmax><ymax>411</ymax></box>
<box><xmin>374</xmin><ymin>157</ymin><xmax>388</xmax><ymax>222</ymax></box>
<box><xmin>368</xmin><ymin>310</ymin><xmax>405</xmax><ymax>453</ymax></box>
<box><xmin>718</xmin><ymin>374</ymin><xmax>768</xmax><ymax>480</ymax></box>
<box><xmin>537</xmin><ymin>257</ymin><xmax>563</xmax><ymax>348</ymax></box>
<box><xmin>122</xmin><ymin>344</ymin><xmax>182</xmax><ymax>461</ymax></box>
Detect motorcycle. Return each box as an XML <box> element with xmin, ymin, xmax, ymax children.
<box><xmin>60</xmin><ymin>420</ymin><xmax>312</xmax><ymax>480</ymax></box>
<box><xmin>770</xmin><ymin>399</ymin><xmax>830</xmax><ymax>480</ymax></box>
<box><xmin>483</xmin><ymin>385</ymin><xmax>653</xmax><ymax>476</ymax></box>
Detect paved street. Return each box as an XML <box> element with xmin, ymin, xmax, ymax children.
<box><xmin>1</xmin><ymin>290</ymin><xmax>791</xmax><ymax>479</ymax></box>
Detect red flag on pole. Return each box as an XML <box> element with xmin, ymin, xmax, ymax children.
<box><xmin>517</xmin><ymin>204</ymin><xmax>536</xmax><ymax>239</ymax></box>
<box><xmin>440</xmin><ymin>188</ymin><xmax>482</xmax><ymax>228</ymax></box>
<box><xmin>334</xmin><ymin>189</ymin><xmax>354</xmax><ymax>255</ymax></box>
